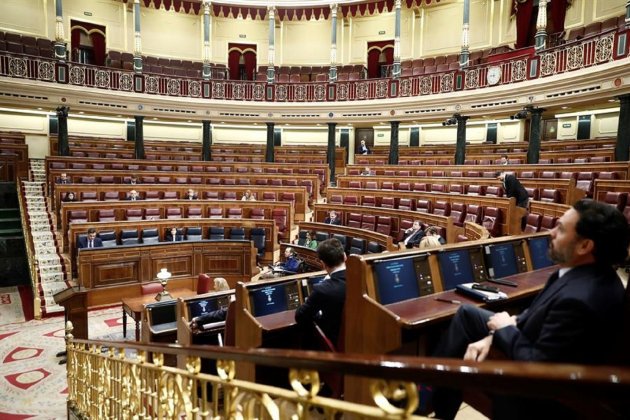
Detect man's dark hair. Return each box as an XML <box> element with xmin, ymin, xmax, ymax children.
<box><xmin>494</xmin><ymin>170</ymin><xmax>503</xmax><ymax>178</ymax></box>
<box><xmin>317</xmin><ymin>238</ymin><xmax>345</xmax><ymax>268</ymax></box>
<box><xmin>87</xmin><ymin>227</ymin><xmax>97</xmax><ymax>235</ymax></box>
<box><xmin>573</xmin><ymin>199</ymin><xmax>629</xmax><ymax>266</ymax></box>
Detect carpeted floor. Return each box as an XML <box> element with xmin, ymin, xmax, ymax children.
<box><xmin>0</xmin><ymin>302</ymin><xmax>131</xmax><ymax>419</ymax></box>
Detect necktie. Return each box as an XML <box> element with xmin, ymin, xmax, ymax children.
<box><xmin>88</xmin><ymin>240</ymin><xmax>93</xmax><ymax>248</ymax></box>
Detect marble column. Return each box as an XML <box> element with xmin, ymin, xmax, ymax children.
<box><xmin>392</xmin><ymin>0</ymin><xmax>402</xmax><ymax>78</ymax></box>
<box><xmin>267</xmin><ymin>6</ymin><xmax>276</xmax><ymax>83</ymax></box>
<box><xmin>329</xmin><ymin>4</ymin><xmax>338</xmax><ymax>82</ymax></box>
<box><xmin>615</xmin><ymin>94</ymin><xmax>630</xmax><ymax>161</ymax></box>
<box><xmin>202</xmin><ymin>0</ymin><xmax>212</xmax><ymax>80</ymax></box>
<box><xmin>133</xmin><ymin>0</ymin><xmax>143</xmax><ymax>73</ymax></box>
<box><xmin>202</xmin><ymin>120</ymin><xmax>212</xmax><ymax>161</ymax></box>
<box><xmin>56</xmin><ymin>106</ymin><xmax>69</xmax><ymax>156</ymax></box>
<box><xmin>535</xmin><ymin>0</ymin><xmax>548</xmax><ymax>51</ymax></box>
<box><xmin>134</xmin><ymin>116</ymin><xmax>145</xmax><ymax>159</ymax></box>
<box><xmin>389</xmin><ymin>121</ymin><xmax>400</xmax><ymax>164</ymax></box>
<box><xmin>527</xmin><ymin>107</ymin><xmax>545</xmax><ymax>164</ymax></box>
<box><xmin>266</xmin><ymin>122</ymin><xmax>275</xmax><ymax>162</ymax></box>
<box><xmin>626</xmin><ymin>0</ymin><xmax>630</xmax><ymax>26</ymax></box>
<box><xmin>328</xmin><ymin>123</ymin><xmax>337</xmax><ymax>184</ymax></box>
<box><xmin>459</xmin><ymin>0</ymin><xmax>470</xmax><ymax>67</ymax></box>
<box><xmin>454</xmin><ymin>114</ymin><xmax>469</xmax><ymax>165</ymax></box>
<box><xmin>54</xmin><ymin>0</ymin><xmax>66</xmax><ymax>61</ymax></box>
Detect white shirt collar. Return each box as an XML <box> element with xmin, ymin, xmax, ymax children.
<box><xmin>325</xmin><ymin>263</ymin><xmax>346</xmax><ymax>279</ymax></box>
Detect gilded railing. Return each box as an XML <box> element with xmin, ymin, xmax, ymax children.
<box><xmin>65</xmin><ymin>322</ymin><xmax>630</xmax><ymax>419</ymax></box>
<box><xmin>16</xmin><ymin>177</ymin><xmax>42</xmax><ymax>319</ymax></box>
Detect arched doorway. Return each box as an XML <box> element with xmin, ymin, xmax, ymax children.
<box><xmin>367</xmin><ymin>41</ymin><xmax>394</xmax><ymax>79</ymax></box>
<box><xmin>70</xmin><ymin>20</ymin><xmax>106</xmax><ymax>66</ymax></box>
<box><xmin>227</xmin><ymin>43</ymin><xmax>257</xmax><ymax>81</ymax></box>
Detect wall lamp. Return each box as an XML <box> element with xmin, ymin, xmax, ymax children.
<box><xmin>442</xmin><ymin>114</ymin><xmax>460</xmax><ymax>126</ymax></box>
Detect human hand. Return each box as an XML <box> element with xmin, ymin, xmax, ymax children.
<box><xmin>464</xmin><ymin>335</ymin><xmax>493</xmax><ymax>362</ymax></box>
<box><xmin>487</xmin><ymin>312</ymin><xmax>517</xmax><ymax>331</ymax></box>
<box><xmin>190</xmin><ymin>318</ymin><xmax>200</xmax><ymax>334</ymax></box>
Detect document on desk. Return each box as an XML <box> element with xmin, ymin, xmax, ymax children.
<box><xmin>456</xmin><ymin>283</ymin><xmax>508</xmax><ymax>302</ymax></box>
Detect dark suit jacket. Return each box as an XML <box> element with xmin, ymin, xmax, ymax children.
<box><xmin>77</xmin><ymin>237</ymin><xmax>103</xmax><ymax>249</ymax></box>
<box><xmin>195</xmin><ymin>308</ymin><xmax>227</xmax><ymax>325</ymax></box>
<box><xmin>494</xmin><ymin>263</ymin><xmax>625</xmax><ymax>364</ymax></box>
<box><xmin>359</xmin><ymin>145</ymin><xmax>370</xmax><ymax>155</ymax></box>
<box><xmin>295</xmin><ymin>269</ymin><xmax>346</xmax><ymax>345</ymax></box>
<box><xmin>125</xmin><ymin>196</ymin><xmax>143</xmax><ymax>201</ymax></box>
<box><xmin>402</xmin><ymin>229</ymin><xmax>425</xmax><ymax>248</ymax></box>
<box><xmin>504</xmin><ymin>175</ymin><xmax>529</xmax><ymax>208</ymax></box>
<box><xmin>324</xmin><ymin>217</ymin><xmax>341</xmax><ymax>225</ymax></box>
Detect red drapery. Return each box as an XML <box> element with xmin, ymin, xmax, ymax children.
<box><xmin>90</xmin><ymin>32</ymin><xmax>106</xmax><ymax>66</ymax></box>
<box><xmin>227</xmin><ymin>43</ymin><xmax>257</xmax><ymax>81</ymax></box>
<box><xmin>512</xmin><ymin>0</ymin><xmax>569</xmax><ymax>48</ymax></box>
<box><xmin>367</xmin><ymin>41</ymin><xmax>394</xmax><ymax>79</ymax></box>
<box><xmin>70</xmin><ymin>20</ymin><xmax>106</xmax><ymax>65</ymax></box>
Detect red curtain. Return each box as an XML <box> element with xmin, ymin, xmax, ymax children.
<box><xmin>90</xmin><ymin>32</ymin><xmax>106</xmax><ymax>66</ymax></box>
<box><xmin>514</xmin><ymin>0</ymin><xmax>534</xmax><ymax>49</ymax></box>
<box><xmin>228</xmin><ymin>43</ymin><xmax>257</xmax><ymax>80</ymax></box>
<box><xmin>549</xmin><ymin>1</ymin><xmax>568</xmax><ymax>34</ymax></box>
<box><xmin>367</xmin><ymin>41</ymin><xmax>393</xmax><ymax>79</ymax></box>
<box><xmin>70</xmin><ymin>28</ymin><xmax>82</xmax><ymax>61</ymax></box>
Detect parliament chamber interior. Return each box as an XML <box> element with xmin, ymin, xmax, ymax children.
<box><xmin>0</xmin><ymin>0</ymin><xmax>630</xmax><ymax>418</ymax></box>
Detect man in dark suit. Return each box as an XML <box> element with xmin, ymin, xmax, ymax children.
<box><xmin>432</xmin><ymin>199</ymin><xmax>630</xmax><ymax>420</ymax></box>
<box><xmin>402</xmin><ymin>220</ymin><xmax>425</xmax><ymax>249</ymax></box>
<box><xmin>124</xmin><ymin>175</ymin><xmax>139</xmax><ymax>185</ymax></box>
<box><xmin>57</xmin><ymin>173</ymin><xmax>71</xmax><ymax>184</ymax></box>
<box><xmin>496</xmin><ymin>171</ymin><xmax>529</xmax><ymax>209</ymax></box>
<box><xmin>126</xmin><ymin>190</ymin><xmax>142</xmax><ymax>201</ymax></box>
<box><xmin>358</xmin><ymin>139</ymin><xmax>370</xmax><ymax>155</ymax></box>
<box><xmin>324</xmin><ymin>210</ymin><xmax>341</xmax><ymax>225</ymax></box>
<box><xmin>165</xmin><ymin>227</ymin><xmax>184</xmax><ymax>242</ymax></box>
<box><xmin>77</xmin><ymin>228</ymin><xmax>103</xmax><ymax>249</ymax></box>
<box><xmin>295</xmin><ymin>238</ymin><xmax>346</xmax><ymax>345</ymax></box>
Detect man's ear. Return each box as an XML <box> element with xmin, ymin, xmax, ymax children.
<box><xmin>576</xmin><ymin>238</ymin><xmax>594</xmax><ymax>257</ymax></box>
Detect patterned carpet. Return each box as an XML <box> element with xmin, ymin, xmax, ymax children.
<box><xmin>0</xmin><ymin>302</ymin><xmax>130</xmax><ymax>419</ymax></box>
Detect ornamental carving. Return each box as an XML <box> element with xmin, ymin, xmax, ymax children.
<box><xmin>357</xmin><ymin>82</ymin><xmax>368</xmax><ymax>99</ymax></box>
<box><xmin>233</xmin><ymin>83</ymin><xmax>245</xmax><ymax>100</ymax></box>
<box><xmin>337</xmin><ymin>83</ymin><xmax>349</xmax><ymax>100</ymax></box>
<box><xmin>376</xmin><ymin>80</ymin><xmax>389</xmax><ymax>98</ymax></box>
<box><xmin>38</xmin><ymin>61</ymin><xmax>55</xmax><ymax>81</ymax></box>
<box><xmin>146</xmin><ymin>76</ymin><xmax>159</xmax><ymax>93</ymax></box>
<box><xmin>440</xmin><ymin>73</ymin><xmax>453</xmax><ymax>93</ymax></box>
<box><xmin>295</xmin><ymin>84</ymin><xmax>306</xmax><ymax>101</ymax></box>
<box><xmin>511</xmin><ymin>59</ymin><xmax>527</xmax><ymax>81</ymax></box>
<box><xmin>465</xmin><ymin>69</ymin><xmax>479</xmax><ymax>89</ymax></box>
<box><xmin>167</xmin><ymin>79</ymin><xmax>180</xmax><ymax>96</ymax></box>
<box><xmin>69</xmin><ymin>66</ymin><xmax>85</xmax><ymax>85</ymax></box>
<box><xmin>120</xmin><ymin>73</ymin><xmax>134</xmax><ymax>91</ymax></box>
<box><xmin>314</xmin><ymin>84</ymin><xmax>326</xmax><ymax>101</ymax></box>
<box><xmin>567</xmin><ymin>45</ymin><xmax>584</xmax><ymax>70</ymax></box>
<box><xmin>253</xmin><ymin>84</ymin><xmax>265</xmax><ymax>101</ymax></box>
<box><xmin>540</xmin><ymin>53</ymin><xmax>556</xmax><ymax>76</ymax></box>
<box><xmin>420</xmin><ymin>77</ymin><xmax>432</xmax><ymax>95</ymax></box>
<box><xmin>212</xmin><ymin>81</ymin><xmax>225</xmax><ymax>99</ymax></box>
<box><xmin>399</xmin><ymin>78</ymin><xmax>411</xmax><ymax>96</ymax></box>
<box><xmin>276</xmin><ymin>85</ymin><xmax>288</xmax><ymax>101</ymax></box>
<box><xmin>95</xmin><ymin>70</ymin><xmax>110</xmax><ymax>88</ymax></box>
<box><xmin>595</xmin><ymin>34</ymin><xmax>614</xmax><ymax>63</ymax></box>
<box><xmin>8</xmin><ymin>57</ymin><xmax>27</xmax><ymax>78</ymax></box>
<box><xmin>188</xmin><ymin>80</ymin><xmax>201</xmax><ymax>97</ymax></box>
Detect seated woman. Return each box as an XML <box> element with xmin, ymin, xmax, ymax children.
<box><xmin>241</xmin><ymin>189</ymin><xmax>256</xmax><ymax>201</ymax></box>
<box><xmin>164</xmin><ymin>227</ymin><xmax>184</xmax><ymax>242</ymax></box>
<box><xmin>62</xmin><ymin>191</ymin><xmax>77</xmax><ymax>202</ymax></box>
<box><xmin>304</xmin><ymin>231</ymin><xmax>318</xmax><ymax>250</ymax></box>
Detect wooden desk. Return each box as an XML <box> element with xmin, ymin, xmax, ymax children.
<box><xmin>122</xmin><ymin>288</ymin><xmax>195</xmax><ymax>341</ymax></box>
<box><xmin>256</xmin><ymin>310</ymin><xmax>297</xmax><ymax>331</ymax></box>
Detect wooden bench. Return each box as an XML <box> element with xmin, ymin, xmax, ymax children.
<box><xmin>77</xmin><ymin>240</ymin><xmax>257</xmax><ymax>306</ymax></box>
<box><xmin>326</xmin><ymin>187</ymin><xmax>526</xmax><ymax>236</ymax></box>
<box><xmin>297</xmin><ymin>221</ymin><xmax>398</xmax><ymax>254</ymax></box>
<box><xmin>50</xmin><ymin>172</ymin><xmax>314</xmax><ymax>219</ymax></box>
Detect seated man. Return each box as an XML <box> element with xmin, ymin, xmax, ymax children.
<box><xmin>164</xmin><ymin>227</ymin><xmax>184</xmax><ymax>242</ymax></box>
<box><xmin>184</xmin><ymin>189</ymin><xmax>198</xmax><ymax>200</ymax></box>
<box><xmin>190</xmin><ymin>277</ymin><xmax>232</xmax><ymax>334</ymax></box>
<box><xmin>324</xmin><ymin>210</ymin><xmax>341</xmax><ymax>225</ymax></box>
<box><xmin>360</xmin><ymin>167</ymin><xmax>372</xmax><ymax>176</ymax></box>
<box><xmin>126</xmin><ymin>190</ymin><xmax>142</xmax><ymax>201</ymax></box>
<box><xmin>295</xmin><ymin>238</ymin><xmax>346</xmax><ymax>345</ymax></box>
<box><xmin>273</xmin><ymin>247</ymin><xmax>301</xmax><ymax>273</ymax></box>
<box><xmin>57</xmin><ymin>172</ymin><xmax>71</xmax><ymax>184</ymax></box>
<box><xmin>124</xmin><ymin>175</ymin><xmax>139</xmax><ymax>185</ymax></box>
<box><xmin>401</xmin><ymin>220</ymin><xmax>425</xmax><ymax>249</ymax></box>
<box><xmin>432</xmin><ymin>199</ymin><xmax>630</xmax><ymax>420</ymax></box>
<box><xmin>77</xmin><ymin>228</ymin><xmax>103</xmax><ymax>249</ymax></box>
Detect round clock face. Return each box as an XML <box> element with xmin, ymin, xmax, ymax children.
<box><xmin>487</xmin><ymin>66</ymin><xmax>501</xmax><ymax>85</ymax></box>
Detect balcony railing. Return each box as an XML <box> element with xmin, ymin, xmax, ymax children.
<box><xmin>0</xmin><ymin>27</ymin><xmax>626</xmax><ymax>103</ymax></box>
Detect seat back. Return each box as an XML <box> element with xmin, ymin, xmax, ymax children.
<box><xmin>186</xmin><ymin>226</ymin><xmax>202</xmax><ymax>241</ymax></box>
<box><xmin>229</xmin><ymin>227</ymin><xmax>246</xmax><ymax>241</ymax></box>
<box><xmin>376</xmin><ymin>216</ymin><xmax>392</xmax><ymax>236</ymax></box>
<box><xmin>540</xmin><ymin>189</ymin><xmax>561</xmax><ymax>203</ymax></box>
<box><xmin>121</xmin><ymin>229</ymin><xmax>140</xmax><ymax>245</ymax></box>
<box><xmin>450</xmin><ymin>203</ymin><xmax>467</xmax><ymax>226</ymax></box>
<box><xmin>433</xmin><ymin>201</ymin><xmax>451</xmax><ymax>216</ymax></box>
<box><xmin>604</xmin><ymin>192</ymin><xmax>628</xmax><ymax>211</ymax></box>
<box><xmin>142</xmin><ymin>228</ymin><xmax>159</xmax><ymax>244</ymax></box>
<box><xmin>250</xmin><ymin>228</ymin><xmax>266</xmax><ymax>256</ymax></box>
<box><xmin>99</xmin><ymin>230</ymin><xmax>117</xmax><ymax>247</ymax></box>
<box><xmin>483</xmin><ymin>207</ymin><xmax>503</xmax><ymax>237</ymax></box>
<box><xmin>416</xmin><ymin>199</ymin><xmax>431</xmax><ymax>213</ymax></box>
<box><xmin>141</xmin><ymin>282</ymin><xmax>163</xmax><ymax>295</ymax></box>
<box><xmin>380</xmin><ymin>197</ymin><xmax>395</xmax><ymax>209</ymax></box>
<box><xmin>227</xmin><ymin>208</ymin><xmax>242</xmax><ymax>219</ymax></box>
<box><xmin>360</xmin><ymin>215</ymin><xmax>376</xmax><ymax>231</ymax></box>
<box><xmin>348</xmin><ymin>237</ymin><xmax>366</xmax><ymax>255</ymax></box>
<box><xmin>98</xmin><ymin>209</ymin><xmax>116</xmax><ymax>222</ymax></box>
<box><xmin>209</xmin><ymin>227</ymin><xmax>225</xmax><ymax>240</ymax></box>
<box><xmin>524</xmin><ymin>214</ymin><xmax>542</xmax><ymax>234</ymax></box>
<box><xmin>197</xmin><ymin>274</ymin><xmax>212</xmax><ymax>294</ymax></box>
<box><xmin>347</xmin><ymin>213</ymin><xmax>362</xmax><ymax>228</ymax></box>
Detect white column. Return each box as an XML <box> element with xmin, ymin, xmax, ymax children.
<box><xmin>329</xmin><ymin>4</ymin><xmax>338</xmax><ymax>82</ymax></box>
<box><xmin>202</xmin><ymin>0</ymin><xmax>212</xmax><ymax>79</ymax></box>
<box><xmin>392</xmin><ymin>0</ymin><xmax>402</xmax><ymax>78</ymax></box>
<box><xmin>267</xmin><ymin>6</ymin><xmax>276</xmax><ymax>83</ymax></box>
<box><xmin>133</xmin><ymin>0</ymin><xmax>143</xmax><ymax>73</ymax></box>
<box><xmin>535</xmin><ymin>0</ymin><xmax>549</xmax><ymax>52</ymax></box>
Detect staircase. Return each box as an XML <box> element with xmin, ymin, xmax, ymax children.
<box><xmin>22</xmin><ymin>159</ymin><xmax>69</xmax><ymax>317</ymax></box>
